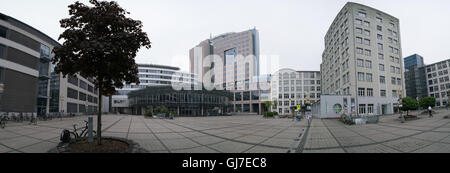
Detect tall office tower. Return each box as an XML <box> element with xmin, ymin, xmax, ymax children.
<box><xmin>321</xmin><ymin>2</ymin><xmax>405</xmax><ymax>115</ymax></box>
<box><xmin>404</xmin><ymin>54</ymin><xmax>428</xmax><ymax>99</ymax></box>
<box><xmin>190</xmin><ymin>28</ymin><xmax>267</xmax><ymax>114</ymax></box>
<box><xmin>424</xmin><ymin>59</ymin><xmax>450</xmax><ymax>107</ymax></box>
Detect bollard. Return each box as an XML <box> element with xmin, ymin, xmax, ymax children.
<box><xmin>88</xmin><ymin>117</ymin><xmax>93</xmax><ymax>142</ymax></box>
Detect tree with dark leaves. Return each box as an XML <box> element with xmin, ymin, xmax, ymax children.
<box><xmin>52</xmin><ymin>0</ymin><xmax>151</xmax><ymax>145</ymax></box>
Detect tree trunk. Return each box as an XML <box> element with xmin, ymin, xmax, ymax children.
<box><xmin>97</xmin><ymin>86</ymin><xmax>102</xmax><ymax>145</ymax></box>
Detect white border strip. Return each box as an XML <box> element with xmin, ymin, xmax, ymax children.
<box><xmin>0</xmin><ymin>59</ymin><xmax>39</xmax><ymax>77</ymax></box>
<box><xmin>0</xmin><ymin>37</ymin><xmax>40</xmax><ymax>58</ymax></box>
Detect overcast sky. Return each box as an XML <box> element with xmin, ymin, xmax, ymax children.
<box><xmin>1</xmin><ymin>0</ymin><xmax>450</xmax><ymax>73</ymax></box>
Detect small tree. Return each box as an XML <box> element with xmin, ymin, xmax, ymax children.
<box><xmin>52</xmin><ymin>0</ymin><xmax>151</xmax><ymax>145</ymax></box>
<box><xmin>401</xmin><ymin>97</ymin><xmax>418</xmax><ymax>116</ymax></box>
<box><xmin>264</xmin><ymin>101</ymin><xmax>272</xmax><ymax>112</ymax></box>
<box><xmin>273</xmin><ymin>100</ymin><xmax>278</xmax><ymax>108</ymax></box>
<box><xmin>419</xmin><ymin>97</ymin><xmax>436</xmax><ymax>109</ymax></box>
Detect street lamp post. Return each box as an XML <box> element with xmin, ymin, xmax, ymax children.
<box><xmin>399</xmin><ymin>91</ymin><xmax>405</xmax><ymax>123</ymax></box>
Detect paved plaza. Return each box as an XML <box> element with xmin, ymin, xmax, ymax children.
<box><xmin>1</xmin><ymin>110</ymin><xmax>449</xmax><ymax>153</ymax></box>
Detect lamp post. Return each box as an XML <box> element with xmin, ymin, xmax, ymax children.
<box><xmin>398</xmin><ymin>91</ymin><xmax>405</xmax><ymax>123</ymax></box>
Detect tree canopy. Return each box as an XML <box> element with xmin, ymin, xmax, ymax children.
<box><xmin>401</xmin><ymin>97</ymin><xmax>419</xmax><ymax>116</ymax></box>
<box><xmin>52</xmin><ymin>0</ymin><xmax>151</xmax><ymax>96</ymax></box>
<box><xmin>419</xmin><ymin>97</ymin><xmax>436</xmax><ymax>108</ymax></box>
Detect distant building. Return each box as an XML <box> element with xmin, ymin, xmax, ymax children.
<box><xmin>190</xmin><ymin>28</ymin><xmax>268</xmax><ymax>114</ymax></box>
<box><xmin>128</xmin><ymin>86</ymin><xmax>232</xmax><ymax>116</ymax></box>
<box><xmin>424</xmin><ymin>59</ymin><xmax>450</xmax><ymax>106</ymax></box>
<box><xmin>270</xmin><ymin>69</ymin><xmax>321</xmax><ymax>115</ymax></box>
<box><xmin>404</xmin><ymin>54</ymin><xmax>428</xmax><ymax>99</ymax></box>
<box><xmin>106</xmin><ymin>64</ymin><xmax>197</xmax><ymax>114</ymax></box>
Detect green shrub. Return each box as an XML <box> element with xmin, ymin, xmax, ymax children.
<box><xmin>145</xmin><ymin>108</ymin><xmax>153</xmax><ymax>117</ymax></box>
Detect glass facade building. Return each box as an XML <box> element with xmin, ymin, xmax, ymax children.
<box><xmin>404</xmin><ymin>54</ymin><xmax>428</xmax><ymax>99</ymax></box>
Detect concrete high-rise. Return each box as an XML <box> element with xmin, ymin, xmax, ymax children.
<box><xmin>321</xmin><ymin>2</ymin><xmax>405</xmax><ymax>115</ymax></box>
<box><xmin>190</xmin><ymin>28</ymin><xmax>268</xmax><ymax>114</ymax></box>
<box><xmin>425</xmin><ymin>59</ymin><xmax>450</xmax><ymax>107</ymax></box>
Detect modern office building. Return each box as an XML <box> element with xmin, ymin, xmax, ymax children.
<box><xmin>270</xmin><ymin>69</ymin><xmax>321</xmax><ymax>115</ymax></box>
<box><xmin>49</xmin><ymin>72</ymin><xmax>99</xmax><ymax>114</ymax></box>
<box><xmin>404</xmin><ymin>54</ymin><xmax>428</xmax><ymax>99</ymax></box>
<box><xmin>106</xmin><ymin>64</ymin><xmax>197</xmax><ymax>114</ymax></box>
<box><xmin>425</xmin><ymin>59</ymin><xmax>450</xmax><ymax>107</ymax></box>
<box><xmin>0</xmin><ymin>13</ymin><xmax>59</xmax><ymax>114</ymax></box>
<box><xmin>128</xmin><ymin>86</ymin><xmax>232</xmax><ymax>116</ymax></box>
<box><xmin>190</xmin><ymin>28</ymin><xmax>267</xmax><ymax>114</ymax></box>
<box><xmin>320</xmin><ymin>2</ymin><xmax>404</xmax><ymax>115</ymax></box>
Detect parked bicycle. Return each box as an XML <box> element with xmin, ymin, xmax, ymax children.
<box><xmin>60</xmin><ymin>120</ymin><xmax>96</xmax><ymax>143</ymax></box>
<box><xmin>0</xmin><ymin>115</ymin><xmax>8</xmax><ymax>129</ymax></box>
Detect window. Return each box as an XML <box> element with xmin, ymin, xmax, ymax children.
<box><xmin>365</xmin><ymin>60</ymin><xmax>372</xmax><ymax>68</ymax></box>
<box><xmin>358</xmin><ymin>72</ymin><xmax>365</xmax><ymax>81</ymax></box>
<box><xmin>390</xmin><ymin>66</ymin><xmax>395</xmax><ymax>73</ymax></box>
<box><xmin>0</xmin><ymin>25</ymin><xmax>7</xmax><ymax>38</ymax></box>
<box><xmin>395</xmin><ymin>58</ymin><xmax>400</xmax><ymax>63</ymax></box>
<box><xmin>380</xmin><ymin>90</ymin><xmax>386</xmax><ymax>97</ymax></box>
<box><xmin>68</xmin><ymin>75</ymin><xmax>78</xmax><ymax>86</ymax></box>
<box><xmin>0</xmin><ymin>44</ymin><xmax>5</xmax><ymax>59</ymax></box>
<box><xmin>356</xmin><ymin>28</ymin><xmax>362</xmax><ymax>34</ymax></box>
<box><xmin>364</xmin><ymin>29</ymin><xmax>370</xmax><ymax>36</ymax></box>
<box><xmin>358</xmin><ymin>88</ymin><xmax>365</xmax><ymax>96</ymax></box>
<box><xmin>392</xmin><ymin>90</ymin><xmax>398</xmax><ymax>97</ymax></box>
<box><xmin>377</xmin><ymin>34</ymin><xmax>383</xmax><ymax>40</ymax></box>
<box><xmin>357</xmin><ymin>47</ymin><xmax>363</xmax><ymax>54</ymax></box>
<box><xmin>378</xmin><ymin>53</ymin><xmax>384</xmax><ymax>60</ymax></box>
<box><xmin>380</xmin><ymin>76</ymin><xmax>386</xmax><ymax>84</ymax></box>
<box><xmin>364</xmin><ymin>49</ymin><xmax>371</xmax><ymax>56</ymax></box>
<box><xmin>376</xmin><ymin>17</ymin><xmax>382</xmax><ymax>23</ymax></box>
<box><xmin>0</xmin><ymin>67</ymin><xmax>3</xmax><ymax>84</ymax></box>
<box><xmin>378</xmin><ymin>43</ymin><xmax>383</xmax><ymax>52</ymax></box>
<box><xmin>355</xmin><ymin>19</ymin><xmax>363</xmax><ymax>25</ymax></box>
<box><xmin>366</xmin><ymin>73</ymin><xmax>373</xmax><ymax>82</ymax></box>
<box><xmin>368</xmin><ymin>104</ymin><xmax>374</xmax><ymax>114</ymax></box>
<box><xmin>358</xmin><ymin>12</ymin><xmax>366</xmax><ymax>18</ymax></box>
<box><xmin>397</xmin><ymin>78</ymin><xmax>402</xmax><ymax>85</ymax></box>
<box><xmin>363</xmin><ymin>39</ymin><xmax>370</xmax><ymax>45</ymax></box>
<box><xmin>391</xmin><ymin>77</ymin><xmax>396</xmax><ymax>85</ymax></box>
<box><xmin>357</xmin><ymin>59</ymin><xmax>364</xmax><ymax>67</ymax></box>
<box><xmin>356</xmin><ymin>37</ymin><xmax>362</xmax><ymax>44</ymax></box>
<box><xmin>363</xmin><ymin>21</ymin><xmax>370</xmax><ymax>27</ymax></box>
<box><xmin>396</xmin><ymin>67</ymin><xmax>401</xmax><ymax>74</ymax></box>
<box><xmin>359</xmin><ymin>104</ymin><xmax>366</xmax><ymax>114</ymax></box>
<box><xmin>390</xmin><ymin>23</ymin><xmax>395</xmax><ymax>28</ymax></box>
<box><xmin>67</xmin><ymin>88</ymin><xmax>78</xmax><ymax>99</ymax></box>
<box><xmin>379</xmin><ymin>64</ymin><xmax>385</xmax><ymax>71</ymax></box>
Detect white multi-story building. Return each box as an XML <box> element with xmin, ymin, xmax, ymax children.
<box><xmin>321</xmin><ymin>2</ymin><xmax>405</xmax><ymax>115</ymax></box>
<box><xmin>50</xmin><ymin>73</ymin><xmax>99</xmax><ymax>114</ymax></box>
<box><xmin>107</xmin><ymin>64</ymin><xmax>197</xmax><ymax>114</ymax></box>
<box><xmin>425</xmin><ymin>59</ymin><xmax>450</xmax><ymax>107</ymax></box>
<box><xmin>270</xmin><ymin>69</ymin><xmax>321</xmax><ymax>115</ymax></box>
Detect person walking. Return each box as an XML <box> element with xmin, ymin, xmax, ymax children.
<box><xmin>428</xmin><ymin>106</ymin><xmax>433</xmax><ymax>117</ymax></box>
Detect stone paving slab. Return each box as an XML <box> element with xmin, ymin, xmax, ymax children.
<box><xmin>412</xmin><ymin>143</ymin><xmax>450</xmax><ymax>153</ymax></box>
<box><xmin>245</xmin><ymin>146</ymin><xmax>288</xmax><ymax>153</ymax></box>
<box><xmin>210</xmin><ymin>141</ymin><xmax>253</xmax><ymax>153</ymax></box>
<box><xmin>172</xmin><ymin>146</ymin><xmax>219</xmax><ymax>153</ymax></box>
<box><xmin>383</xmin><ymin>137</ymin><xmax>432</xmax><ymax>152</ymax></box>
<box><xmin>346</xmin><ymin>144</ymin><xmax>401</xmax><ymax>153</ymax></box>
<box><xmin>234</xmin><ymin>135</ymin><xmax>269</xmax><ymax>144</ymax></box>
<box><xmin>160</xmin><ymin>138</ymin><xmax>201</xmax><ymax>150</ymax></box>
<box><xmin>411</xmin><ymin>132</ymin><xmax>449</xmax><ymax>142</ymax></box>
<box><xmin>302</xmin><ymin>148</ymin><xmax>345</xmax><ymax>153</ymax></box>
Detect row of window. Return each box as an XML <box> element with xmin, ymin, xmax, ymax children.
<box><xmin>67</xmin><ymin>88</ymin><xmax>98</xmax><ymax>103</ymax></box>
<box><xmin>278</xmin><ymin>80</ymin><xmax>320</xmax><ymax>85</ymax></box>
<box><xmin>278</xmin><ymin>93</ymin><xmax>320</xmax><ymax>100</ymax></box>
<box><xmin>427</xmin><ymin>70</ymin><xmax>449</xmax><ymax>78</ymax></box>
<box><xmin>278</xmin><ymin>86</ymin><xmax>321</xmax><ymax>92</ymax></box>
<box><xmin>428</xmin><ymin>76</ymin><xmax>450</xmax><ymax>85</ymax></box>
